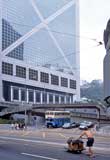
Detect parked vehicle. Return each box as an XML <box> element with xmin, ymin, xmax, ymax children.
<box><xmin>79</xmin><ymin>121</ymin><xmax>94</xmax><ymax>130</ymax></box>
<box><xmin>62</xmin><ymin>122</ymin><xmax>80</xmax><ymax>129</ymax></box>
<box><xmin>45</xmin><ymin>110</ymin><xmax>70</xmax><ymax>128</ymax></box>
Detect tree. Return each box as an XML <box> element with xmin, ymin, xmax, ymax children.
<box><xmin>80</xmin><ymin>80</ymin><xmax>103</xmax><ymax>101</ymax></box>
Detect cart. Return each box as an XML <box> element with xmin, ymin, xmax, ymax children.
<box><xmin>66</xmin><ymin>137</ymin><xmax>84</xmax><ymax>153</ymax></box>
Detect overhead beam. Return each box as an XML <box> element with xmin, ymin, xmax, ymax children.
<box><xmin>30</xmin><ymin>0</ymin><xmax>75</xmax><ymax>74</ymax></box>
<box><xmin>1</xmin><ymin>0</ymin><xmax>75</xmax><ymax>57</ymax></box>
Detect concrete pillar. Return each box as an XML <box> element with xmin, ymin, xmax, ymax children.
<box><xmin>19</xmin><ymin>88</ymin><xmax>21</xmax><ymax>102</ymax></box>
<box><xmin>64</xmin><ymin>95</ymin><xmax>66</xmax><ymax>104</ymax></box>
<box><xmin>34</xmin><ymin>90</ymin><xmax>36</xmax><ymax>104</ymax></box>
<box><xmin>53</xmin><ymin>94</ymin><xmax>55</xmax><ymax>104</ymax></box>
<box><xmin>26</xmin><ymin>89</ymin><xmax>29</xmax><ymax>103</ymax></box>
<box><xmin>72</xmin><ymin>95</ymin><xmax>74</xmax><ymax>103</ymax></box>
<box><xmin>69</xmin><ymin>96</ymin><xmax>71</xmax><ymax>104</ymax></box>
<box><xmin>47</xmin><ymin>93</ymin><xmax>49</xmax><ymax>104</ymax></box>
<box><xmin>11</xmin><ymin>86</ymin><xmax>13</xmax><ymax>101</ymax></box>
<box><xmin>59</xmin><ymin>96</ymin><xmax>61</xmax><ymax>104</ymax></box>
<box><xmin>27</xmin><ymin>111</ymin><xmax>32</xmax><ymax>125</ymax></box>
<box><xmin>40</xmin><ymin>92</ymin><xmax>43</xmax><ymax>104</ymax></box>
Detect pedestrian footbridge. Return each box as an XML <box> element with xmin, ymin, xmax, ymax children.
<box><xmin>0</xmin><ymin>101</ymin><xmax>105</xmax><ymax>118</ymax></box>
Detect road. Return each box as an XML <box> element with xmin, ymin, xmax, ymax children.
<box><xmin>0</xmin><ymin>127</ymin><xmax>110</xmax><ymax>160</ymax></box>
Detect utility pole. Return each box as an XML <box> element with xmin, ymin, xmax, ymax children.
<box><xmin>24</xmin><ymin>107</ymin><xmax>27</xmax><ymax>130</ymax></box>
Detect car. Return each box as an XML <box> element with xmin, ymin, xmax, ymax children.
<box><xmin>71</xmin><ymin>122</ymin><xmax>80</xmax><ymax>128</ymax></box>
<box><xmin>79</xmin><ymin>121</ymin><xmax>94</xmax><ymax>130</ymax></box>
<box><xmin>62</xmin><ymin>122</ymin><xmax>80</xmax><ymax>129</ymax></box>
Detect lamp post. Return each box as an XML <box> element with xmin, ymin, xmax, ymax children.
<box><xmin>24</xmin><ymin>106</ymin><xmax>27</xmax><ymax>130</ymax></box>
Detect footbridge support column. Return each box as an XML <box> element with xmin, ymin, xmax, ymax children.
<box><xmin>27</xmin><ymin>111</ymin><xmax>32</xmax><ymax>125</ymax></box>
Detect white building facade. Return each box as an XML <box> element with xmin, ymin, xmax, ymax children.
<box><xmin>0</xmin><ymin>0</ymin><xmax>80</xmax><ymax>104</ymax></box>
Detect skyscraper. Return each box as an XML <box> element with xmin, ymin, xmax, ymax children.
<box><xmin>0</xmin><ymin>0</ymin><xmax>80</xmax><ymax>103</ymax></box>
<box><xmin>103</xmin><ymin>19</ymin><xmax>110</xmax><ymax>99</ymax></box>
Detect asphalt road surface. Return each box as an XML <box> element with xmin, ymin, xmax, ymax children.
<box><xmin>0</xmin><ymin>135</ymin><xmax>110</xmax><ymax>160</ymax></box>
<box><xmin>0</xmin><ymin>127</ymin><xmax>110</xmax><ymax>160</ymax></box>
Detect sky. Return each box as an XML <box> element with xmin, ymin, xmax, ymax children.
<box><xmin>80</xmin><ymin>0</ymin><xmax>110</xmax><ymax>82</ymax></box>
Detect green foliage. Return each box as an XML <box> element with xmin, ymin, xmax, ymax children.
<box><xmin>0</xmin><ymin>118</ymin><xmax>11</xmax><ymax>124</ymax></box>
<box><xmin>80</xmin><ymin>80</ymin><xmax>103</xmax><ymax>101</ymax></box>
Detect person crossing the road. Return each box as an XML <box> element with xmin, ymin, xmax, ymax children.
<box><xmin>79</xmin><ymin>127</ymin><xmax>94</xmax><ymax>158</ymax></box>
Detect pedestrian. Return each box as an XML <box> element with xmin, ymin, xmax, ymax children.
<box><xmin>11</xmin><ymin>122</ymin><xmax>14</xmax><ymax>130</ymax></box>
<box><xmin>79</xmin><ymin>127</ymin><xmax>94</xmax><ymax>158</ymax></box>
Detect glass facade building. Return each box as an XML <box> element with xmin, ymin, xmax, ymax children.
<box><xmin>0</xmin><ymin>0</ymin><xmax>80</xmax><ymax>103</ymax></box>
<box><xmin>2</xmin><ymin>19</ymin><xmax>24</xmax><ymax>60</ymax></box>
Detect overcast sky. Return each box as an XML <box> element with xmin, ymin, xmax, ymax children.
<box><xmin>80</xmin><ymin>0</ymin><xmax>110</xmax><ymax>82</ymax></box>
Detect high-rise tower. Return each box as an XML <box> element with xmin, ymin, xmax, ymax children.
<box><xmin>103</xmin><ymin>19</ymin><xmax>110</xmax><ymax>99</ymax></box>
<box><xmin>0</xmin><ymin>0</ymin><xmax>80</xmax><ymax>103</ymax></box>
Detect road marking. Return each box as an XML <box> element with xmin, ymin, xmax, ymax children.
<box><xmin>0</xmin><ymin>136</ymin><xmax>110</xmax><ymax>152</ymax></box>
<box><xmin>0</xmin><ymin>140</ymin><xmax>6</xmax><ymax>143</ymax></box>
<box><xmin>21</xmin><ymin>131</ymin><xmax>31</xmax><ymax>136</ymax></box>
<box><xmin>24</xmin><ymin>144</ymin><xmax>29</xmax><ymax>146</ymax></box>
<box><xmin>43</xmin><ymin>132</ymin><xmax>46</xmax><ymax>138</ymax></box>
<box><xmin>93</xmin><ymin>146</ymin><xmax>110</xmax><ymax>152</ymax></box>
<box><xmin>21</xmin><ymin>152</ymin><xmax>60</xmax><ymax>160</ymax></box>
<box><xmin>0</xmin><ymin>136</ymin><xmax>65</xmax><ymax>146</ymax></box>
<box><xmin>59</xmin><ymin>133</ymin><xmax>67</xmax><ymax>139</ymax></box>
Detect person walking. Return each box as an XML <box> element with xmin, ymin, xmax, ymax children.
<box><xmin>79</xmin><ymin>127</ymin><xmax>94</xmax><ymax>157</ymax></box>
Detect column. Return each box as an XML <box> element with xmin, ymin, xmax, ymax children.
<box><xmin>40</xmin><ymin>92</ymin><xmax>43</xmax><ymax>104</ymax></box>
<box><xmin>59</xmin><ymin>96</ymin><xmax>61</xmax><ymax>104</ymax></box>
<box><xmin>34</xmin><ymin>90</ymin><xmax>36</xmax><ymax>104</ymax></box>
<box><xmin>53</xmin><ymin>94</ymin><xmax>55</xmax><ymax>104</ymax></box>
<box><xmin>47</xmin><ymin>93</ymin><xmax>49</xmax><ymax>104</ymax></box>
<box><xmin>64</xmin><ymin>95</ymin><xmax>66</xmax><ymax>104</ymax></box>
<box><xmin>19</xmin><ymin>88</ymin><xmax>21</xmax><ymax>102</ymax></box>
<box><xmin>26</xmin><ymin>89</ymin><xmax>29</xmax><ymax>103</ymax></box>
<box><xmin>11</xmin><ymin>86</ymin><xmax>13</xmax><ymax>101</ymax></box>
<box><xmin>27</xmin><ymin>111</ymin><xmax>32</xmax><ymax>125</ymax></box>
<box><xmin>70</xmin><ymin>96</ymin><xmax>72</xmax><ymax>104</ymax></box>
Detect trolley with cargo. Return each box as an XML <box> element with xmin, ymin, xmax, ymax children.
<box><xmin>66</xmin><ymin>137</ymin><xmax>84</xmax><ymax>153</ymax></box>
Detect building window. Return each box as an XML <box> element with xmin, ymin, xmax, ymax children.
<box><xmin>71</xmin><ymin>96</ymin><xmax>73</xmax><ymax>103</ymax></box>
<box><xmin>70</xmin><ymin>79</ymin><xmax>76</xmax><ymax>89</ymax></box>
<box><xmin>55</xmin><ymin>95</ymin><xmax>59</xmax><ymax>103</ymax></box>
<box><xmin>29</xmin><ymin>90</ymin><xmax>34</xmax><ymax>102</ymax></box>
<box><xmin>13</xmin><ymin>88</ymin><xmax>19</xmax><ymax>100</ymax></box>
<box><xmin>51</xmin><ymin>74</ymin><xmax>59</xmax><ymax>85</ymax></box>
<box><xmin>36</xmin><ymin>92</ymin><xmax>40</xmax><ymax>103</ymax></box>
<box><xmin>21</xmin><ymin>89</ymin><xmax>26</xmax><ymax>101</ymax></box>
<box><xmin>49</xmin><ymin>94</ymin><xmax>53</xmax><ymax>103</ymax></box>
<box><xmin>42</xmin><ymin>92</ymin><xmax>47</xmax><ymax>103</ymax></box>
<box><xmin>61</xmin><ymin>96</ymin><xmax>65</xmax><ymax>103</ymax></box>
<box><xmin>40</xmin><ymin>72</ymin><xmax>49</xmax><ymax>83</ymax></box>
<box><xmin>66</xmin><ymin>96</ymin><xmax>70</xmax><ymax>103</ymax></box>
<box><xmin>2</xmin><ymin>62</ymin><xmax>13</xmax><ymax>75</ymax></box>
<box><xmin>29</xmin><ymin>68</ymin><xmax>38</xmax><ymax>81</ymax></box>
<box><xmin>61</xmin><ymin>77</ymin><xmax>68</xmax><ymax>87</ymax></box>
<box><xmin>16</xmin><ymin>65</ymin><xmax>26</xmax><ymax>78</ymax></box>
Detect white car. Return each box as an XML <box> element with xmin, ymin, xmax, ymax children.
<box><xmin>62</xmin><ymin>123</ymin><xmax>71</xmax><ymax>129</ymax></box>
<box><xmin>79</xmin><ymin>121</ymin><xmax>94</xmax><ymax>130</ymax></box>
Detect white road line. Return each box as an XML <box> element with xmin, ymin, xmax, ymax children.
<box><xmin>21</xmin><ymin>153</ymin><xmax>60</xmax><ymax>160</ymax></box>
<box><xmin>0</xmin><ymin>140</ymin><xmax>6</xmax><ymax>143</ymax></box>
<box><xmin>0</xmin><ymin>136</ymin><xmax>110</xmax><ymax>152</ymax></box>
<box><xmin>0</xmin><ymin>136</ymin><xmax>65</xmax><ymax>146</ymax></box>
